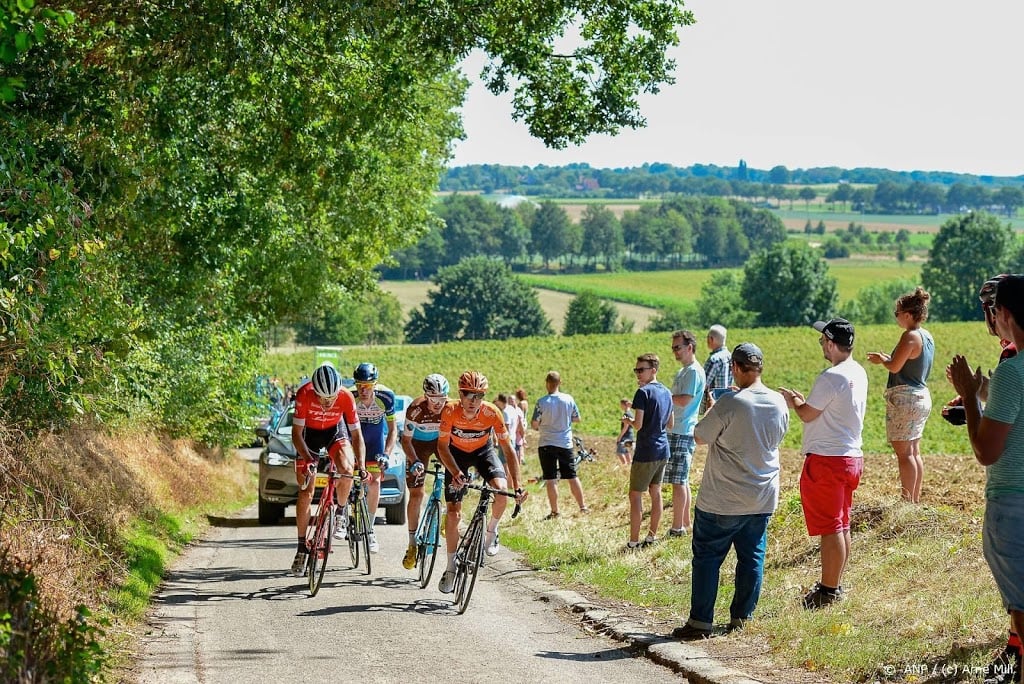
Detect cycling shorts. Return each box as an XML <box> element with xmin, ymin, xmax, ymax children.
<box><xmin>295</xmin><ymin>425</ymin><xmax>350</xmax><ymax>475</ymax></box>
<box><xmin>444</xmin><ymin>443</ymin><xmax>506</xmax><ymax>504</ymax></box>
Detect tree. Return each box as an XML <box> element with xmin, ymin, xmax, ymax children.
<box><xmin>563</xmin><ymin>290</ymin><xmax>628</xmax><ymax>335</ymax></box>
<box><xmin>404</xmin><ymin>258</ymin><xmax>553</xmax><ymax>342</ymax></box>
<box><xmin>921</xmin><ymin>212</ymin><xmax>1017</xmax><ymax>321</ymax></box>
<box><xmin>799</xmin><ymin>187</ymin><xmax>817</xmax><ymax>210</ymax></box>
<box><xmin>531</xmin><ymin>201</ymin><xmax>574</xmax><ymax>268</ymax></box>
<box><xmin>296</xmin><ymin>290</ymin><xmax>404</xmax><ymax>345</ymax></box>
<box><xmin>994</xmin><ymin>186</ymin><xmax>1024</xmax><ymax>218</ymax></box>
<box><xmin>768</xmin><ymin>165</ymin><xmax>791</xmax><ymax>185</ymax></box>
<box><xmin>579</xmin><ymin>205</ymin><xmax>624</xmax><ymax>269</ymax></box>
<box><xmin>741</xmin><ymin>244</ymin><xmax>838</xmax><ymax>326</ymax></box>
<box><xmin>694</xmin><ymin>271</ymin><xmax>756</xmax><ymax>329</ymax></box>
<box><xmin>842</xmin><ymin>279</ymin><xmax>918</xmax><ymax>325</ymax></box>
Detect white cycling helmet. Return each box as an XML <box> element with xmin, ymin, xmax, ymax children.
<box><xmin>422</xmin><ymin>373</ymin><xmax>450</xmax><ymax>397</ymax></box>
<box><xmin>311</xmin><ymin>363</ymin><xmax>342</xmax><ymax>398</ymax></box>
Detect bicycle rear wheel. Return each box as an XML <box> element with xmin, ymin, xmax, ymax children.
<box><xmin>308</xmin><ymin>503</ymin><xmax>334</xmax><ymax>597</ymax></box>
<box><xmin>359</xmin><ymin>496</ymin><xmax>372</xmax><ymax>575</ymax></box>
<box><xmin>347</xmin><ymin>508</ymin><xmax>359</xmax><ymax>569</ymax></box>
<box><xmin>455</xmin><ymin>518</ymin><xmax>483</xmax><ymax>614</ymax></box>
<box><xmin>417</xmin><ymin>500</ymin><xmax>441</xmax><ymax>589</ymax></box>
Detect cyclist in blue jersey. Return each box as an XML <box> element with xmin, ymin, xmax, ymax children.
<box><xmin>350</xmin><ymin>362</ymin><xmax>396</xmax><ymax>554</ymax></box>
<box><xmin>400</xmin><ymin>373</ymin><xmax>450</xmax><ymax>569</ymax></box>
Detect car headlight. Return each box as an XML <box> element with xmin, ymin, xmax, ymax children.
<box><xmin>265</xmin><ymin>452</ymin><xmax>294</xmax><ymax>467</ymax></box>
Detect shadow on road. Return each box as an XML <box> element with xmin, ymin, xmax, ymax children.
<box><xmin>535</xmin><ymin>648</ymin><xmax>637</xmax><ymax>663</ymax></box>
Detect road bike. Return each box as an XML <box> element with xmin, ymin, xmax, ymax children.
<box><xmin>301</xmin><ymin>453</ymin><xmax>340</xmax><ymax>597</ymax></box>
<box><xmin>342</xmin><ymin>472</ymin><xmax>373</xmax><ymax>576</ymax></box>
<box><xmin>413</xmin><ymin>460</ymin><xmax>445</xmax><ymax>589</ymax></box>
<box><xmin>451</xmin><ymin>475</ymin><xmax>521</xmax><ymax>615</ymax></box>
<box><xmin>571</xmin><ymin>436</ymin><xmax>598</xmax><ymax>467</ymax></box>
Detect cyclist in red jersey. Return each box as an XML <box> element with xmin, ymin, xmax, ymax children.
<box><xmin>289</xmin><ymin>363</ymin><xmax>365</xmax><ymax>576</ymax></box>
<box><xmin>435</xmin><ymin>371</ymin><xmax>527</xmax><ymax>594</ymax></box>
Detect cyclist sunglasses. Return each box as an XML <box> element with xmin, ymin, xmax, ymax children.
<box><xmin>459</xmin><ymin>390</ymin><xmax>485</xmax><ymax>400</ymax></box>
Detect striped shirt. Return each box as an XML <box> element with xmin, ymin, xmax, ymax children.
<box><xmin>983</xmin><ymin>353</ymin><xmax>1024</xmax><ymax>498</ymax></box>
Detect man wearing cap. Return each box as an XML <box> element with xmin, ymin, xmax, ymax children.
<box><xmin>673</xmin><ymin>343</ymin><xmax>789</xmax><ymax>640</ymax></box>
<box><xmin>779</xmin><ymin>318</ymin><xmax>868</xmax><ymax>610</ymax></box>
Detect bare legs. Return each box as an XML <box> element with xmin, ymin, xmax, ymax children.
<box><xmin>671</xmin><ymin>483</ymin><xmax>691</xmax><ymax>531</ymax></box>
<box><xmin>820</xmin><ymin>529</ymin><xmax>851</xmax><ymax>588</ymax></box>
<box><xmin>893</xmin><ymin>438</ymin><xmax>923</xmax><ymax>503</ymax></box>
<box><xmin>629</xmin><ymin>485</ymin><xmax>662</xmax><ymax>543</ymax></box>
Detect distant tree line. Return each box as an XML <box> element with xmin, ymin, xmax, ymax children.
<box><xmin>440</xmin><ymin>163</ymin><xmax>1024</xmax><ymax>215</ymax></box>
<box><xmin>382</xmin><ymin>194</ymin><xmax>788</xmax><ymax>279</ymax></box>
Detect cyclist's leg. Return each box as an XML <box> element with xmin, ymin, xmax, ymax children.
<box><xmin>294</xmin><ymin>457</ymin><xmax>314</xmax><ymax>542</ymax></box>
<box><xmin>406</xmin><ymin>442</ymin><xmax>432</xmax><ymax>535</ymax></box>
<box><xmin>480</xmin><ymin>447</ymin><xmax>509</xmax><ymax>553</ymax></box>
<box><xmin>328</xmin><ymin>438</ymin><xmax>355</xmax><ymax>506</ymax></box>
<box><xmin>365</xmin><ymin>464</ymin><xmax>382</xmax><ymax>526</ymax></box>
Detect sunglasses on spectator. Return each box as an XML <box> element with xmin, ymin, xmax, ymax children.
<box><xmin>459</xmin><ymin>390</ymin><xmax>485</xmax><ymax>400</ymax></box>
<box><xmin>633</xmin><ymin>366</ymin><xmax>652</xmax><ymax>374</ymax></box>
<box><xmin>671</xmin><ymin>343</ymin><xmax>689</xmax><ymax>351</ymax></box>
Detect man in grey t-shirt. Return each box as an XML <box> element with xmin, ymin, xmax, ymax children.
<box><xmin>673</xmin><ymin>343</ymin><xmax>789</xmax><ymax>640</ymax></box>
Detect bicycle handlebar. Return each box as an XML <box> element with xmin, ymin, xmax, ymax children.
<box><xmin>455</xmin><ymin>481</ymin><xmax>523</xmax><ymax>519</ymax></box>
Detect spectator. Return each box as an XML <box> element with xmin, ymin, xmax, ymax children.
<box><xmin>702</xmin><ymin>325</ymin><xmax>733</xmax><ymax>414</ymax></box>
<box><xmin>949</xmin><ymin>275</ymin><xmax>1024</xmax><ymax>684</ymax></box>
<box><xmin>779</xmin><ymin>318</ymin><xmax>867</xmax><ymax>609</ymax></box>
<box><xmin>515</xmin><ymin>387</ymin><xmax>529</xmax><ymax>461</ymax></box>
<box><xmin>624</xmin><ymin>353</ymin><xmax>674</xmax><ymax>550</ymax></box>
<box><xmin>673</xmin><ymin>343</ymin><xmax>789</xmax><ymax>639</ymax></box>
<box><xmin>531</xmin><ymin>371</ymin><xmax>588</xmax><ymax>518</ymax></box>
<box><xmin>866</xmin><ymin>287</ymin><xmax>934</xmax><ymax>503</ymax></box>
<box><xmin>494</xmin><ymin>393</ymin><xmax>524</xmax><ymax>466</ymax></box>
<box><xmin>666</xmin><ymin>330</ymin><xmax>706</xmax><ymax>536</ymax></box>
<box><xmin>616</xmin><ymin>398</ymin><xmax>634</xmax><ymax>466</ymax></box>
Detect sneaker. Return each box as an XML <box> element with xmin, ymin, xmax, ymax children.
<box><xmin>642</xmin><ymin>533</ymin><xmax>658</xmax><ymax>546</ymax></box>
<box><xmin>402</xmin><ymin>543</ymin><xmax>418</xmax><ymax>570</ymax></box>
<box><xmin>543</xmin><ymin>512</ymin><xmax>560</xmax><ymax>521</ymax></box>
<box><xmin>485</xmin><ymin>531</ymin><xmax>500</xmax><ymax>556</ymax></box>
<box><xmin>290</xmin><ymin>551</ymin><xmax>308</xmax><ymax>577</ymax></box>
<box><xmin>438</xmin><ymin>570</ymin><xmax>456</xmax><ymax>594</ymax></box>
<box><xmin>984</xmin><ymin>643</ymin><xmax>1022</xmax><ymax>684</ymax></box>
<box><xmin>334</xmin><ymin>514</ymin><xmax>348</xmax><ymax>540</ymax></box>
<box><xmin>368</xmin><ymin>533</ymin><xmax>379</xmax><ymax>554</ymax></box>
<box><xmin>672</xmin><ymin>623</ymin><xmax>713</xmax><ymax>640</ymax></box>
<box><xmin>802</xmin><ymin>582</ymin><xmax>843</xmax><ymax>609</ymax></box>
<box><xmin>623</xmin><ymin>540</ymin><xmax>642</xmax><ymax>552</ymax></box>
<box><xmin>668</xmin><ymin>527</ymin><xmax>687</xmax><ymax>537</ymax></box>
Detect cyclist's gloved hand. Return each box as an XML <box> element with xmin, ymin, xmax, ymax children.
<box><xmin>357</xmin><ymin>467</ymin><xmax>370</xmax><ymax>481</ymax></box>
<box><xmin>449</xmin><ymin>471</ymin><xmax>468</xmax><ymax>490</ymax></box>
<box><xmin>374</xmin><ymin>453</ymin><xmax>390</xmax><ymax>470</ymax></box>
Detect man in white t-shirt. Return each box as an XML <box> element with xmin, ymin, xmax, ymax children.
<box><xmin>495</xmin><ymin>393</ymin><xmax>524</xmax><ymax>464</ymax></box>
<box><xmin>779</xmin><ymin>318</ymin><xmax>868</xmax><ymax>610</ymax></box>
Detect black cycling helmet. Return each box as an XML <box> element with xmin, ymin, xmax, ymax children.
<box><xmin>422</xmin><ymin>373</ymin><xmax>449</xmax><ymax>396</ymax></box>
<box><xmin>311</xmin><ymin>363</ymin><xmax>342</xmax><ymax>398</ymax></box>
<box><xmin>353</xmin><ymin>362</ymin><xmax>379</xmax><ymax>383</ymax></box>
<box><xmin>980</xmin><ymin>274</ymin><xmax>1009</xmax><ymax>336</ymax></box>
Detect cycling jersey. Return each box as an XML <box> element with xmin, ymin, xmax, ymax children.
<box><xmin>403</xmin><ymin>395</ymin><xmax>444</xmax><ymax>442</ymax></box>
<box><xmin>353</xmin><ymin>386</ymin><xmax>396</xmax><ymax>457</ymax></box>
<box><xmin>439</xmin><ymin>400</ymin><xmax>509</xmax><ymax>452</ymax></box>
<box><xmin>293</xmin><ymin>382</ymin><xmax>359</xmax><ymax>433</ymax></box>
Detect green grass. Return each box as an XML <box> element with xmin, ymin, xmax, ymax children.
<box><xmin>774</xmin><ymin>208</ymin><xmax>1024</xmax><ymax>232</ymax></box>
<box><xmin>518</xmin><ymin>259</ymin><xmax>923</xmax><ymax>309</ymax></box>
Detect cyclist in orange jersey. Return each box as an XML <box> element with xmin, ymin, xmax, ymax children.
<box><xmin>435</xmin><ymin>371</ymin><xmax>527</xmax><ymax>593</ymax></box>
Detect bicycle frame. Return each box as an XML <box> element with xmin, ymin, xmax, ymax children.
<box><xmin>342</xmin><ymin>473</ymin><xmax>373</xmax><ymax>576</ymax></box>
<box><xmin>451</xmin><ymin>479</ymin><xmax>521</xmax><ymax>614</ymax></box>
<box><xmin>414</xmin><ymin>461</ymin><xmax>445</xmax><ymax>589</ymax></box>
<box><xmin>305</xmin><ymin>458</ymin><xmax>339</xmax><ymax>597</ymax></box>
<box><xmin>572</xmin><ymin>436</ymin><xmax>598</xmax><ymax>467</ymax></box>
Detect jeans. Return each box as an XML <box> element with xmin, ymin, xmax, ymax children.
<box><xmin>688</xmin><ymin>508</ymin><xmax>770</xmax><ymax>629</ymax></box>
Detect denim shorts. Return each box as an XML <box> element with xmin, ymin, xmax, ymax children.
<box><xmin>664</xmin><ymin>433</ymin><xmax>695</xmax><ymax>485</ymax></box>
<box><xmin>983</xmin><ymin>493</ymin><xmax>1024</xmax><ymax>613</ymax></box>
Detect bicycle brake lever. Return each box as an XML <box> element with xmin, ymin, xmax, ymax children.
<box><xmin>511</xmin><ymin>502</ymin><xmax>522</xmax><ymax>519</ymax></box>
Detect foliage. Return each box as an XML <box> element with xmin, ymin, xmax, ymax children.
<box><xmin>647</xmin><ymin>301</ymin><xmax>699</xmax><ymax>334</ymax></box>
<box><xmin>694</xmin><ymin>271</ymin><xmax>756</xmax><ymax>329</ymax></box>
<box><xmin>0</xmin><ymin>561</ymin><xmax>107</xmax><ymax>683</ymax></box>
<box><xmin>295</xmin><ymin>289</ymin><xmax>404</xmax><ymax>346</ymax></box>
<box><xmin>842</xmin><ymin>278</ymin><xmax>920</xmax><ymax>325</ymax></box>
<box><xmin>404</xmin><ymin>258</ymin><xmax>553</xmax><ymax>342</ymax></box>
<box><xmin>921</xmin><ymin>212</ymin><xmax>1018</xmax><ymax>321</ymax></box>
<box><xmin>563</xmin><ymin>290</ymin><xmax>631</xmax><ymax>335</ymax></box>
<box><xmin>741</xmin><ymin>243</ymin><xmax>838</xmax><ymax>326</ymax></box>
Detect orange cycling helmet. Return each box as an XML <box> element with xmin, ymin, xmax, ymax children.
<box><xmin>457</xmin><ymin>370</ymin><xmax>489</xmax><ymax>392</ymax></box>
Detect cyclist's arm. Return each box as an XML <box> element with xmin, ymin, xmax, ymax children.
<box><xmin>400</xmin><ymin>431</ymin><xmax>417</xmax><ymax>464</ymax></box>
<box><xmin>348</xmin><ymin>422</ymin><xmax>366</xmax><ymax>470</ymax></box>
<box><xmin>436</xmin><ymin>434</ymin><xmax>463</xmax><ymax>482</ymax></box>
<box><xmin>384</xmin><ymin>416</ymin><xmax>397</xmax><ymax>455</ymax></box>
<box><xmin>293</xmin><ymin>423</ymin><xmax>313</xmax><ymax>462</ymax></box>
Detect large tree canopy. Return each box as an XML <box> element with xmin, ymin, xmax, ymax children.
<box><xmin>1</xmin><ymin>0</ymin><xmax>692</xmax><ymax>438</ymax></box>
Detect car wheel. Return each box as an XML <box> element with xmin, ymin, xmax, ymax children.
<box><xmin>384</xmin><ymin>501</ymin><xmax>406</xmax><ymax>526</ymax></box>
<box><xmin>258</xmin><ymin>497</ymin><xmax>285</xmax><ymax>524</ymax></box>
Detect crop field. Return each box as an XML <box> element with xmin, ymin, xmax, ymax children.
<box><xmin>264</xmin><ymin>320</ymin><xmax>991</xmax><ymax>457</ymax></box>
<box><xmin>774</xmin><ymin>208</ymin><xmax>1024</xmax><ymax>234</ymax></box>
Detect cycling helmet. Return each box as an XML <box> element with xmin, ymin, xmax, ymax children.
<box><xmin>353</xmin><ymin>362</ymin><xmax>379</xmax><ymax>383</ymax></box>
<box><xmin>422</xmin><ymin>373</ymin><xmax>450</xmax><ymax>396</ymax></box>
<box><xmin>980</xmin><ymin>274</ymin><xmax>1009</xmax><ymax>336</ymax></box>
<box><xmin>457</xmin><ymin>370</ymin><xmax>489</xmax><ymax>392</ymax></box>
<box><xmin>311</xmin><ymin>363</ymin><xmax>342</xmax><ymax>398</ymax></box>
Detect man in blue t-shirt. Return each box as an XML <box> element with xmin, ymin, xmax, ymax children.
<box><xmin>624</xmin><ymin>353</ymin><xmax>674</xmax><ymax>550</ymax></box>
<box><xmin>667</xmin><ymin>330</ymin><xmax>706</xmax><ymax>537</ymax></box>
<box><xmin>531</xmin><ymin>371</ymin><xmax>587</xmax><ymax>519</ymax></box>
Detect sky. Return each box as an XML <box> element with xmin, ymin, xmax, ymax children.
<box><xmin>450</xmin><ymin>0</ymin><xmax>1024</xmax><ymax>177</ymax></box>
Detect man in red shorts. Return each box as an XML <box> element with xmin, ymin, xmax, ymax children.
<box><xmin>779</xmin><ymin>318</ymin><xmax>867</xmax><ymax>609</ymax></box>
<box><xmin>435</xmin><ymin>371</ymin><xmax>527</xmax><ymax>593</ymax></box>
<box><xmin>289</xmin><ymin>363</ymin><xmax>365</xmax><ymax>576</ymax></box>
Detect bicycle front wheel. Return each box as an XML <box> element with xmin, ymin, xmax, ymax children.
<box><xmin>347</xmin><ymin>508</ymin><xmax>359</xmax><ymax>570</ymax></box>
<box><xmin>455</xmin><ymin>518</ymin><xmax>484</xmax><ymax>614</ymax></box>
<box><xmin>308</xmin><ymin>503</ymin><xmax>333</xmax><ymax>597</ymax></box>
<box><xmin>417</xmin><ymin>500</ymin><xmax>441</xmax><ymax>589</ymax></box>
<box><xmin>359</xmin><ymin>496</ymin><xmax>372</xmax><ymax>575</ymax></box>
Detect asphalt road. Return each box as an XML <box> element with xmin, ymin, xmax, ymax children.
<box><xmin>133</xmin><ymin>449</ymin><xmax>686</xmax><ymax>684</ymax></box>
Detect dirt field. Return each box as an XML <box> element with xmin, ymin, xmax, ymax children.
<box><xmin>558</xmin><ymin>203</ymin><xmax>643</xmax><ymax>222</ymax></box>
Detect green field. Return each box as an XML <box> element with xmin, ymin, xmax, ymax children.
<box><xmin>773</xmin><ymin>208</ymin><xmax>1024</xmax><ymax>232</ymax></box>
<box><xmin>264</xmin><ymin>320</ymin><xmax>987</xmax><ymax>456</ymax></box>
<box><xmin>519</xmin><ymin>259</ymin><xmax>923</xmax><ymax>308</ymax></box>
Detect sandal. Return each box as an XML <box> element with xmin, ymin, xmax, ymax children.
<box><xmin>579</xmin><ymin>506</ymin><xmax>590</xmax><ymax>514</ymax></box>
<box><xmin>543</xmin><ymin>512</ymin><xmax>560</xmax><ymax>520</ymax></box>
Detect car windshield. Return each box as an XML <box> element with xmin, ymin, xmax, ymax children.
<box><xmin>277</xmin><ymin>408</ymin><xmax>294</xmax><ymax>436</ymax></box>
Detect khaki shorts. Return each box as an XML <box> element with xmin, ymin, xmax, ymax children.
<box><xmin>629</xmin><ymin>459</ymin><xmax>666</xmax><ymax>492</ymax></box>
